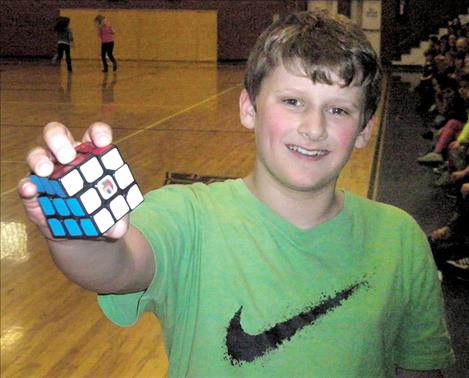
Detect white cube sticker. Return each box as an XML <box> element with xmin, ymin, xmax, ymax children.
<box><xmin>61</xmin><ymin>169</ymin><xmax>84</xmax><ymax>196</ymax></box>
<box><xmin>93</xmin><ymin>208</ymin><xmax>115</xmax><ymax>233</ymax></box>
<box><xmin>110</xmin><ymin>195</ymin><xmax>130</xmax><ymax>220</ymax></box>
<box><xmin>101</xmin><ymin>148</ymin><xmax>124</xmax><ymax>170</ymax></box>
<box><xmin>96</xmin><ymin>175</ymin><xmax>118</xmax><ymax>200</ymax></box>
<box><xmin>126</xmin><ymin>184</ymin><xmax>144</xmax><ymax>209</ymax></box>
<box><xmin>114</xmin><ymin>164</ymin><xmax>134</xmax><ymax>189</ymax></box>
<box><xmin>79</xmin><ymin>188</ymin><xmax>102</xmax><ymax>214</ymax></box>
<box><xmin>80</xmin><ymin>157</ymin><xmax>104</xmax><ymax>183</ymax></box>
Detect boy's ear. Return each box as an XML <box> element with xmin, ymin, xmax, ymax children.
<box><xmin>239</xmin><ymin>89</ymin><xmax>256</xmax><ymax>130</ymax></box>
<box><xmin>354</xmin><ymin>114</ymin><xmax>376</xmax><ymax>148</ymax></box>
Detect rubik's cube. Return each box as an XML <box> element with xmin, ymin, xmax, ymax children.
<box><xmin>29</xmin><ymin>143</ymin><xmax>144</xmax><ymax>238</ymax></box>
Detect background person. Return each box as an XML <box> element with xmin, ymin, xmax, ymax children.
<box><xmin>94</xmin><ymin>14</ymin><xmax>117</xmax><ymax>72</ymax></box>
<box><xmin>54</xmin><ymin>16</ymin><xmax>73</xmax><ymax>72</ymax></box>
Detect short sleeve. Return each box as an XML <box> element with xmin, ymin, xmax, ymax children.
<box><xmin>97</xmin><ymin>185</ymin><xmax>198</xmax><ymax>328</ymax></box>
<box><xmin>393</xmin><ymin>222</ymin><xmax>455</xmax><ymax>370</ymax></box>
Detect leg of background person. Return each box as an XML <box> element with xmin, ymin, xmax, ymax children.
<box><xmin>101</xmin><ymin>44</ymin><xmax>108</xmax><ymax>72</ymax></box>
<box><xmin>434</xmin><ymin>119</ymin><xmax>464</xmax><ymax>153</ymax></box>
<box><xmin>418</xmin><ymin>119</ymin><xmax>464</xmax><ymax>164</ymax></box>
<box><xmin>64</xmin><ymin>44</ymin><xmax>72</xmax><ymax>72</ymax></box>
<box><xmin>107</xmin><ymin>42</ymin><xmax>117</xmax><ymax>71</ymax></box>
<box><xmin>57</xmin><ymin>43</ymin><xmax>65</xmax><ymax>66</ymax></box>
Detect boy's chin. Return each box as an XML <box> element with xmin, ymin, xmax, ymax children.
<box><xmin>277</xmin><ymin>175</ymin><xmax>337</xmax><ymax>194</ymax></box>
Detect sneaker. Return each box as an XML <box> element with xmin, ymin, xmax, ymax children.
<box><xmin>417</xmin><ymin>152</ymin><xmax>443</xmax><ymax>165</ymax></box>
<box><xmin>430</xmin><ymin>226</ymin><xmax>452</xmax><ymax>242</ymax></box>
<box><xmin>445</xmin><ymin>257</ymin><xmax>469</xmax><ymax>281</ymax></box>
<box><xmin>434</xmin><ymin>171</ymin><xmax>452</xmax><ymax>187</ymax></box>
<box><xmin>433</xmin><ymin>163</ymin><xmax>448</xmax><ymax>174</ymax></box>
<box><xmin>447</xmin><ymin>257</ymin><xmax>469</xmax><ymax>269</ymax></box>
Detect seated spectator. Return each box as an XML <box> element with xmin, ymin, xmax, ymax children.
<box><xmin>422</xmin><ymin>75</ymin><xmax>466</xmax><ymax>141</ymax></box>
<box><xmin>439</xmin><ymin>34</ymin><xmax>450</xmax><ymax>55</ymax></box>
<box><xmin>444</xmin><ymin>181</ymin><xmax>469</xmax><ymax>282</ymax></box>
<box><xmin>455</xmin><ymin>36</ymin><xmax>468</xmax><ymax>55</ymax></box>
<box><xmin>449</xmin><ymin>51</ymin><xmax>467</xmax><ymax>81</ymax></box>
<box><xmin>423</xmin><ymin>35</ymin><xmax>441</xmax><ymax>60</ymax></box>
<box><xmin>418</xmin><ymin>74</ymin><xmax>468</xmax><ymax>172</ymax></box>
<box><xmin>429</xmin><ymin>175</ymin><xmax>469</xmax><ymax>278</ymax></box>
<box><xmin>415</xmin><ymin>49</ymin><xmax>437</xmax><ymax>112</ymax></box>
<box><xmin>447</xmin><ymin>34</ymin><xmax>458</xmax><ymax>54</ymax></box>
<box><xmin>417</xmin><ymin>119</ymin><xmax>466</xmax><ymax>164</ymax></box>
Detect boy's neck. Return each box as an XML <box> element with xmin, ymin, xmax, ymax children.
<box><xmin>243</xmin><ymin>173</ymin><xmax>344</xmax><ymax>230</ymax></box>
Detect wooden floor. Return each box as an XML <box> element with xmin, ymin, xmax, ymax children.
<box><xmin>0</xmin><ymin>60</ymin><xmax>381</xmax><ymax>377</ymax></box>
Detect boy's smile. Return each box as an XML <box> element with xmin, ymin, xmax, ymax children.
<box><xmin>240</xmin><ymin>63</ymin><xmax>374</xmax><ymax>198</ymax></box>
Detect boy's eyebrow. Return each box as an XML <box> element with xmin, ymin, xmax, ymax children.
<box><xmin>273</xmin><ymin>89</ymin><xmax>362</xmax><ymax>109</ymax></box>
<box><xmin>326</xmin><ymin>97</ymin><xmax>362</xmax><ymax>109</ymax></box>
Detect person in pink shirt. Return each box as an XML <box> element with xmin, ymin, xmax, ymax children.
<box><xmin>94</xmin><ymin>15</ymin><xmax>117</xmax><ymax>72</ymax></box>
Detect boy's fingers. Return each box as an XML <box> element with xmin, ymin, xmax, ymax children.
<box><xmin>102</xmin><ymin>216</ymin><xmax>129</xmax><ymax>240</ymax></box>
<box><xmin>82</xmin><ymin>122</ymin><xmax>113</xmax><ymax>147</ymax></box>
<box><xmin>17</xmin><ymin>178</ymin><xmax>45</xmax><ymax>223</ymax></box>
<box><xmin>17</xmin><ymin>177</ymin><xmax>37</xmax><ymax>200</ymax></box>
<box><xmin>26</xmin><ymin>147</ymin><xmax>54</xmax><ymax>177</ymax></box>
<box><xmin>43</xmin><ymin>122</ymin><xmax>77</xmax><ymax>164</ymax></box>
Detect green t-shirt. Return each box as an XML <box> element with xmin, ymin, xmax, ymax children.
<box><xmin>98</xmin><ymin>179</ymin><xmax>454</xmax><ymax>377</ymax></box>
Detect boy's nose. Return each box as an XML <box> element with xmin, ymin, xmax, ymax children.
<box><xmin>297</xmin><ymin>111</ymin><xmax>328</xmax><ymax>141</ymax></box>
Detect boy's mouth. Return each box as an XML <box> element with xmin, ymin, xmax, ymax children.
<box><xmin>287</xmin><ymin>144</ymin><xmax>328</xmax><ymax>158</ymax></box>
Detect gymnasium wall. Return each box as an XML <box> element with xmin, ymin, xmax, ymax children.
<box><xmin>0</xmin><ymin>0</ymin><xmax>306</xmax><ymax>61</ymax></box>
<box><xmin>59</xmin><ymin>9</ymin><xmax>217</xmax><ymax>61</ymax></box>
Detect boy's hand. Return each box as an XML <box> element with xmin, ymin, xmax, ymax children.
<box><xmin>450</xmin><ymin>170</ymin><xmax>464</xmax><ymax>182</ymax></box>
<box><xmin>448</xmin><ymin>140</ymin><xmax>461</xmax><ymax>151</ymax></box>
<box><xmin>461</xmin><ymin>183</ymin><xmax>469</xmax><ymax>199</ymax></box>
<box><xmin>17</xmin><ymin>121</ymin><xmax>129</xmax><ymax>240</ymax></box>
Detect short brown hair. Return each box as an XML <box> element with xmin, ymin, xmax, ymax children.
<box><xmin>244</xmin><ymin>10</ymin><xmax>382</xmax><ymax>125</ymax></box>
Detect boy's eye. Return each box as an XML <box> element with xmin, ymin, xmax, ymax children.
<box><xmin>329</xmin><ymin>107</ymin><xmax>349</xmax><ymax>116</ymax></box>
<box><xmin>282</xmin><ymin>98</ymin><xmax>302</xmax><ymax>107</ymax></box>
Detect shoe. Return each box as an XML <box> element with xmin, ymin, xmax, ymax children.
<box><xmin>444</xmin><ymin>187</ymin><xmax>457</xmax><ymax>199</ymax></box>
<box><xmin>430</xmin><ymin>226</ymin><xmax>452</xmax><ymax>242</ymax></box>
<box><xmin>445</xmin><ymin>257</ymin><xmax>469</xmax><ymax>281</ymax></box>
<box><xmin>433</xmin><ymin>171</ymin><xmax>452</xmax><ymax>187</ymax></box>
<box><xmin>417</xmin><ymin>152</ymin><xmax>443</xmax><ymax>165</ymax></box>
<box><xmin>433</xmin><ymin>163</ymin><xmax>448</xmax><ymax>174</ymax></box>
<box><xmin>102</xmin><ymin>68</ymin><xmax>108</xmax><ymax>72</ymax></box>
<box><xmin>447</xmin><ymin>257</ymin><xmax>469</xmax><ymax>269</ymax></box>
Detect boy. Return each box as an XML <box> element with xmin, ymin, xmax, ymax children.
<box><xmin>18</xmin><ymin>10</ymin><xmax>454</xmax><ymax>377</ymax></box>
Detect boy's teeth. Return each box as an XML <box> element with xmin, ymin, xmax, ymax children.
<box><xmin>288</xmin><ymin>145</ymin><xmax>326</xmax><ymax>156</ymax></box>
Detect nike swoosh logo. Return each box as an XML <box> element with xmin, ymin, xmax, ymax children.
<box><xmin>225</xmin><ymin>281</ymin><xmax>365</xmax><ymax>365</ymax></box>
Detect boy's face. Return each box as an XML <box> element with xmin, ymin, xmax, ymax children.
<box><xmin>240</xmin><ymin>64</ymin><xmax>374</xmax><ymax>194</ymax></box>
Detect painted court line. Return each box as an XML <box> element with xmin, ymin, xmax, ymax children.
<box><xmin>0</xmin><ymin>84</ymin><xmax>242</xmax><ymax>198</ymax></box>
<box><xmin>115</xmin><ymin>84</ymin><xmax>242</xmax><ymax>144</ymax></box>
